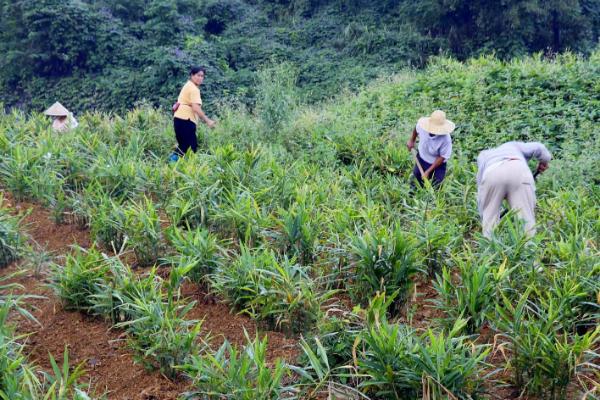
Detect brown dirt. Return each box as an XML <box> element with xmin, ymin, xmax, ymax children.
<box><xmin>181</xmin><ymin>282</ymin><xmax>299</xmax><ymax>363</ymax></box>
<box><xmin>0</xmin><ymin>192</ymin><xmax>300</xmax><ymax>399</ymax></box>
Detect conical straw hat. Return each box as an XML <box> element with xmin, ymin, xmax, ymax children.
<box><xmin>44</xmin><ymin>102</ymin><xmax>70</xmax><ymax>117</ymax></box>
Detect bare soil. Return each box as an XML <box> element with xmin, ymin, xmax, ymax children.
<box><xmin>0</xmin><ymin>193</ymin><xmax>299</xmax><ymax>399</ymax></box>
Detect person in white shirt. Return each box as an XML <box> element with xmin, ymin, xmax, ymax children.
<box><xmin>476</xmin><ymin>141</ymin><xmax>551</xmax><ymax>238</ymax></box>
<box><xmin>44</xmin><ymin>102</ymin><xmax>78</xmax><ymax>133</ymax></box>
<box><xmin>406</xmin><ymin>110</ymin><xmax>455</xmax><ymax>187</ymax></box>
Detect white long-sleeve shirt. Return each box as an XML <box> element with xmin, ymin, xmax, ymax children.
<box><xmin>476</xmin><ymin>141</ymin><xmax>551</xmax><ymax>186</ymax></box>
<box><xmin>416</xmin><ymin>125</ymin><xmax>453</xmax><ymax>164</ymax></box>
<box><xmin>52</xmin><ymin>113</ymin><xmax>78</xmax><ymax>132</ymax></box>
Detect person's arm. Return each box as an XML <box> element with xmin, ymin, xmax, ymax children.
<box><xmin>515</xmin><ymin>142</ymin><xmax>551</xmax><ymax>174</ymax></box>
<box><xmin>423</xmin><ymin>156</ymin><xmax>445</xmax><ymax>179</ymax></box>
<box><xmin>191</xmin><ymin>103</ymin><xmax>215</xmax><ymax>128</ymax></box>
<box><xmin>422</xmin><ymin>137</ymin><xmax>451</xmax><ymax>178</ymax></box>
<box><xmin>406</xmin><ymin>128</ymin><xmax>418</xmax><ymax>150</ymax></box>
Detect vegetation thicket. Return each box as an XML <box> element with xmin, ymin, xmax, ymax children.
<box><xmin>0</xmin><ymin>51</ymin><xmax>598</xmax><ymax>399</ymax></box>
<box><xmin>1</xmin><ymin>0</ymin><xmax>599</xmax><ymax>113</ymax></box>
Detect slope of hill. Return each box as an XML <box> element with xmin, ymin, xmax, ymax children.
<box><xmin>1</xmin><ymin>0</ymin><xmax>598</xmax><ymax>114</ymax></box>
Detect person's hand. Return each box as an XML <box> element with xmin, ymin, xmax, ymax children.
<box><xmin>406</xmin><ymin>139</ymin><xmax>415</xmax><ymax>151</ymax></box>
<box><xmin>422</xmin><ymin>170</ymin><xmax>431</xmax><ymax>180</ymax></box>
<box><xmin>537</xmin><ymin>161</ymin><xmax>549</xmax><ymax>173</ymax></box>
<box><xmin>206</xmin><ymin>118</ymin><xmax>216</xmax><ymax>128</ymax></box>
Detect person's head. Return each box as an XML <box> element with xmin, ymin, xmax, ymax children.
<box><xmin>55</xmin><ymin>115</ymin><xmax>67</xmax><ymax>122</ymax></box>
<box><xmin>190</xmin><ymin>66</ymin><xmax>206</xmax><ymax>85</ymax></box>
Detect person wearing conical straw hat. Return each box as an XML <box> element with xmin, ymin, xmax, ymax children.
<box><xmin>44</xmin><ymin>102</ymin><xmax>78</xmax><ymax>132</ymax></box>
<box><xmin>406</xmin><ymin>110</ymin><xmax>455</xmax><ymax>187</ymax></box>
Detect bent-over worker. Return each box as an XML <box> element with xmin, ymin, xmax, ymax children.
<box><xmin>476</xmin><ymin>141</ymin><xmax>551</xmax><ymax>238</ymax></box>
<box><xmin>406</xmin><ymin>110</ymin><xmax>455</xmax><ymax>187</ymax></box>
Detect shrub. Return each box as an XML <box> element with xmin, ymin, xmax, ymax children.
<box><xmin>255</xmin><ymin>62</ymin><xmax>299</xmax><ymax>135</ymax></box>
<box><xmin>210</xmin><ymin>247</ymin><xmax>327</xmax><ymax>333</ymax></box>
<box><xmin>123</xmin><ymin>196</ymin><xmax>164</xmax><ymax>266</ymax></box>
<box><xmin>494</xmin><ymin>290</ymin><xmax>600</xmax><ymax>399</ymax></box>
<box><xmin>0</xmin><ymin>196</ymin><xmax>26</xmax><ymax>268</ymax></box>
<box><xmin>181</xmin><ymin>334</ymin><xmax>292</xmax><ymax>400</ymax></box>
<box><xmin>49</xmin><ymin>246</ymin><xmax>110</xmax><ymax>312</ymax></box>
<box><xmin>350</xmin><ymin>226</ymin><xmax>421</xmax><ymax>313</ymax></box>
<box><xmin>166</xmin><ymin>226</ymin><xmax>224</xmax><ymax>283</ymax></box>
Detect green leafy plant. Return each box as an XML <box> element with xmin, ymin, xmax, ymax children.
<box><xmin>210</xmin><ymin>247</ymin><xmax>328</xmax><ymax>333</ymax></box>
<box><xmin>117</xmin><ymin>296</ymin><xmax>205</xmax><ymax>379</ymax></box>
<box><xmin>42</xmin><ymin>347</ymin><xmax>90</xmax><ymax>400</ymax></box>
<box><xmin>89</xmin><ymin>194</ymin><xmax>127</xmax><ymax>252</ymax></box>
<box><xmin>165</xmin><ymin>226</ymin><xmax>224</xmax><ymax>284</ymax></box>
<box><xmin>49</xmin><ymin>246</ymin><xmax>110</xmax><ymax>312</ymax></box>
<box><xmin>276</xmin><ymin>203</ymin><xmax>317</xmax><ymax>265</ymax></box>
<box><xmin>0</xmin><ymin>195</ymin><xmax>27</xmax><ymax>268</ymax></box>
<box><xmin>123</xmin><ymin>196</ymin><xmax>164</xmax><ymax>267</ymax></box>
<box><xmin>181</xmin><ymin>333</ymin><xmax>292</xmax><ymax>400</ymax></box>
<box><xmin>357</xmin><ymin>293</ymin><xmax>490</xmax><ymax>399</ymax></box>
<box><xmin>350</xmin><ymin>226</ymin><xmax>421</xmax><ymax>313</ymax></box>
<box><xmin>0</xmin><ymin>301</ymin><xmax>42</xmax><ymax>400</ymax></box>
<box><xmin>432</xmin><ymin>252</ymin><xmax>512</xmax><ymax>333</ymax></box>
<box><xmin>494</xmin><ymin>290</ymin><xmax>600</xmax><ymax>399</ymax></box>
<box><xmin>89</xmin><ymin>258</ymin><xmax>163</xmax><ymax>324</ymax></box>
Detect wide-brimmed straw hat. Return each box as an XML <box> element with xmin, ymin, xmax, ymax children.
<box><xmin>417</xmin><ymin>110</ymin><xmax>455</xmax><ymax>135</ymax></box>
<box><xmin>44</xmin><ymin>102</ymin><xmax>70</xmax><ymax>117</ymax></box>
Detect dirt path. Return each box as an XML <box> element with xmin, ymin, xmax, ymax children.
<box><xmin>0</xmin><ymin>193</ymin><xmax>299</xmax><ymax>399</ymax></box>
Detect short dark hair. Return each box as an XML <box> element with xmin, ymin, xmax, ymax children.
<box><xmin>190</xmin><ymin>66</ymin><xmax>206</xmax><ymax>76</ymax></box>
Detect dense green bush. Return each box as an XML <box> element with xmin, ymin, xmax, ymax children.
<box><xmin>0</xmin><ymin>195</ymin><xmax>26</xmax><ymax>268</ymax></box>
<box><xmin>182</xmin><ymin>334</ymin><xmax>292</xmax><ymax>400</ymax></box>
<box><xmin>166</xmin><ymin>226</ymin><xmax>225</xmax><ymax>283</ymax></box>
<box><xmin>210</xmin><ymin>247</ymin><xmax>327</xmax><ymax>333</ymax></box>
<box><xmin>350</xmin><ymin>226</ymin><xmax>421</xmax><ymax>312</ymax></box>
<box><xmin>49</xmin><ymin>246</ymin><xmax>110</xmax><ymax>312</ymax></box>
<box><xmin>2</xmin><ymin>1</ymin><xmax>598</xmax><ymax>113</ymax></box>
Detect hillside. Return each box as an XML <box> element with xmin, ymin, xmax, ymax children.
<box><xmin>0</xmin><ymin>52</ymin><xmax>598</xmax><ymax>399</ymax></box>
<box><xmin>1</xmin><ymin>0</ymin><xmax>599</xmax><ymax>114</ymax></box>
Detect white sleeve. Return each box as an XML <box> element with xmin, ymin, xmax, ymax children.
<box><xmin>515</xmin><ymin>142</ymin><xmax>551</xmax><ymax>163</ymax></box>
<box><xmin>69</xmin><ymin>114</ymin><xmax>79</xmax><ymax>129</ymax></box>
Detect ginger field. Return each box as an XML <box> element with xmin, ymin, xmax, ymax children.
<box><xmin>0</xmin><ymin>52</ymin><xmax>599</xmax><ymax>399</ymax></box>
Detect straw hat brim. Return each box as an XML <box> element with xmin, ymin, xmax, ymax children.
<box><xmin>44</xmin><ymin>102</ymin><xmax>70</xmax><ymax>117</ymax></box>
<box><xmin>417</xmin><ymin>116</ymin><xmax>456</xmax><ymax>135</ymax></box>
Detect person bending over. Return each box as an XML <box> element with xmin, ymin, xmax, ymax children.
<box><xmin>406</xmin><ymin>110</ymin><xmax>455</xmax><ymax>188</ymax></box>
<box><xmin>476</xmin><ymin>141</ymin><xmax>551</xmax><ymax>238</ymax></box>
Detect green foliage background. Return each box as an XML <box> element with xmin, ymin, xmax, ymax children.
<box><xmin>1</xmin><ymin>0</ymin><xmax>599</xmax><ymax>114</ymax></box>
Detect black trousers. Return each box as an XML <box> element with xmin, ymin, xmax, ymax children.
<box><xmin>413</xmin><ymin>153</ymin><xmax>447</xmax><ymax>187</ymax></box>
<box><xmin>173</xmin><ymin>117</ymin><xmax>197</xmax><ymax>156</ymax></box>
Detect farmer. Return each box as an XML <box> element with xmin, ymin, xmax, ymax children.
<box><xmin>44</xmin><ymin>102</ymin><xmax>78</xmax><ymax>132</ymax></box>
<box><xmin>476</xmin><ymin>141</ymin><xmax>551</xmax><ymax>238</ymax></box>
<box><xmin>406</xmin><ymin>110</ymin><xmax>455</xmax><ymax>187</ymax></box>
<box><xmin>171</xmin><ymin>66</ymin><xmax>216</xmax><ymax>160</ymax></box>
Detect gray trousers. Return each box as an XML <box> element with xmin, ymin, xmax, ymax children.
<box><xmin>477</xmin><ymin>160</ymin><xmax>536</xmax><ymax>238</ymax></box>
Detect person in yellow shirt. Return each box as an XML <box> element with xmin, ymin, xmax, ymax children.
<box><xmin>172</xmin><ymin>66</ymin><xmax>216</xmax><ymax>158</ymax></box>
